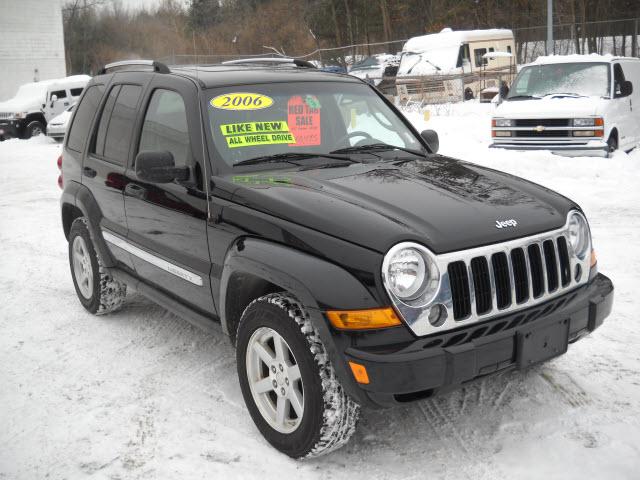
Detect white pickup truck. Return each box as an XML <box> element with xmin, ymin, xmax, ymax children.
<box><xmin>0</xmin><ymin>75</ymin><xmax>90</xmax><ymax>140</ymax></box>
<box><xmin>491</xmin><ymin>54</ymin><xmax>639</xmax><ymax>157</ymax></box>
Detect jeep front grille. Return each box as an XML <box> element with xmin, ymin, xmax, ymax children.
<box><xmin>385</xmin><ymin>219</ymin><xmax>591</xmax><ymax>337</ymax></box>
<box><xmin>448</xmin><ymin>235</ymin><xmax>573</xmax><ymax>321</ymax></box>
<box><xmin>0</xmin><ymin>112</ymin><xmax>12</xmax><ymax>120</ymax></box>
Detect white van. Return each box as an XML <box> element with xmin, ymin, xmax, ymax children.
<box><xmin>396</xmin><ymin>28</ymin><xmax>515</xmax><ymax>102</ymax></box>
<box><xmin>491</xmin><ymin>54</ymin><xmax>640</xmax><ymax>157</ymax></box>
<box><xmin>0</xmin><ymin>75</ymin><xmax>90</xmax><ymax>140</ymax></box>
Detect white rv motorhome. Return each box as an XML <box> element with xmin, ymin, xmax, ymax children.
<box><xmin>396</xmin><ymin>28</ymin><xmax>515</xmax><ymax>102</ymax></box>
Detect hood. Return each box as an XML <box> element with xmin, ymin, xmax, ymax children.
<box><xmin>496</xmin><ymin>96</ymin><xmax>605</xmax><ymax>118</ymax></box>
<box><xmin>49</xmin><ymin>110</ymin><xmax>72</xmax><ymax>126</ymax></box>
<box><xmin>0</xmin><ymin>97</ymin><xmax>42</xmax><ymax>114</ymax></box>
<box><xmin>217</xmin><ymin>156</ymin><xmax>575</xmax><ymax>254</ymax></box>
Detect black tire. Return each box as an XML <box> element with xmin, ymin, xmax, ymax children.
<box><xmin>464</xmin><ymin>87</ymin><xmax>475</xmax><ymax>101</ymax></box>
<box><xmin>236</xmin><ymin>293</ymin><xmax>360</xmax><ymax>458</ymax></box>
<box><xmin>607</xmin><ymin>133</ymin><xmax>618</xmax><ymax>156</ymax></box>
<box><xmin>68</xmin><ymin>217</ymin><xmax>126</xmax><ymax>315</ymax></box>
<box><xmin>24</xmin><ymin>121</ymin><xmax>46</xmax><ymax>139</ymax></box>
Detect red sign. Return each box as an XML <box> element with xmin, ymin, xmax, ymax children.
<box><xmin>287</xmin><ymin>96</ymin><xmax>321</xmax><ymax>146</ymax></box>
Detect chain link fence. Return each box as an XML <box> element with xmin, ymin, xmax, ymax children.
<box><xmin>159</xmin><ymin>18</ymin><xmax>638</xmax><ymax>106</ymax></box>
<box><xmin>514</xmin><ymin>18</ymin><xmax>639</xmax><ymax>64</ymax></box>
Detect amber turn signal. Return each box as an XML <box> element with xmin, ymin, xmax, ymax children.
<box><xmin>326</xmin><ymin>307</ymin><xmax>402</xmax><ymax>330</ymax></box>
<box><xmin>348</xmin><ymin>361</ymin><xmax>370</xmax><ymax>384</ymax></box>
<box><xmin>590</xmin><ymin>249</ymin><xmax>597</xmax><ymax>267</ymax></box>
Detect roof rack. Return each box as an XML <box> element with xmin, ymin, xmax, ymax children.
<box><xmin>221</xmin><ymin>58</ymin><xmax>316</xmax><ymax>69</ymax></box>
<box><xmin>98</xmin><ymin>60</ymin><xmax>170</xmax><ymax>75</ymax></box>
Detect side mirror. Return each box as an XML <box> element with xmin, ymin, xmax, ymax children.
<box><xmin>620</xmin><ymin>80</ymin><xmax>633</xmax><ymax>97</ymax></box>
<box><xmin>420</xmin><ymin>129</ymin><xmax>439</xmax><ymax>154</ymax></box>
<box><xmin>135</xmin><ymin>151</ymin><xmax>189</xmax><ymax>184</ymax></box>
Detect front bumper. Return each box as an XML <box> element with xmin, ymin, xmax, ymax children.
<box><xmin>47</xmin><ymin>125</ymin><xmax>66</xmax><ymax>138</ymax></box>
<box><xmin>344</xmin><ymin>273</ymin><xmax>613</xmax><ymax>408</ymax></box>
<box><xmin>0</xmin><ymin>119</ymin><xmax>25</xmax><ymax>140</ymax></box>
<box><xmin>490</xmin><ymin>141</ymin><xmax>609</xmax><ymax>157</ymax></box>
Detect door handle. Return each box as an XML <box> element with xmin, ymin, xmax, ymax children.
<box><xmin>124</xmin><ymin>183</ymin><xmax>147</xmax><ymax>199</ymax></box>
<box><xmin>82</xmin><ymin>166</ymin><xmax>96</xmax><ymax>178</ymax></box>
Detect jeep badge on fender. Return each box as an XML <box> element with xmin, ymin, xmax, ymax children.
<box><xmin>59</xmin><ymin>58</ymin><xmax>614</xmax><ymax>459</ymax></box>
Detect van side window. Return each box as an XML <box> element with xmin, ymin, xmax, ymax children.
<box><xmin>474</xmin><ymin>48</ymin><xmax>487</xmax><ymax>67</ymax></box>
<box><xmin>101</xmin><ymin>85</ymin><xmax>143</xmax><ymax>164</ymax></box>
<box><xmin>138</xmin><ymin>89</ymin><xmax>191</xmax><ymax>168</ymax></box>
<box><xmin>51</xmin><ymin>89</ymin><xmax>67</xmax><ymax>99</ymax></box>
<box><xmin>70</xmin><ymin>88</ymin><xmax>84</xmax><ymax>97</ymax></box>
<box><xmin>67</xmin><ymin>85</ymin><xmax>105</xmax><ymax>152</ymax></box>
<box><xmin>507</xmin><ymin>45</ymin><xmax>512</xmax><ymax>54</ymax></box>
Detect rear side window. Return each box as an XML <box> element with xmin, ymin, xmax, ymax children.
<box><xmin>93</xmin><ymin>85</ymin><xmax>121</xmax><ymax>158</ymax></box>
<box><xmin>70</xmin><ymin>87</ymin><xmax>84</xmax><ymax>97</ymax></box>
<box><xmin>474</xmin><ymin>48</ymin><xmax>487</xmax><ymax>67</ymax></box>
<box><xmin>67</xmin><ymin>85</ymin><xmax>104</xmax><ymax>152</ymax></box>
<box><xmin>94</xmin><ymin>85</ymin><xmax>142</xmax><ymax>165</ymax></box>
<box><xmin>138</xmin><ymin>89</ymin><xmax>191</xmax><ymax>167</ymax></box>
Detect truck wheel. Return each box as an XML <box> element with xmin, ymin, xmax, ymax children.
<box><xmin>68</xmin><ymin>217</ymin><xmax>126</xmax><ymax>315</ymax></box>
<box><xmin>607</xmin><ymin>133</ymin><xmax>618</xmax><ymax>155</ymax></box>
<box><xmin>24</xmin><ymin>121</ymin><xmax>45</xmax><ymax>139</ymax></box>
<box><xmin>236</xmin><ymin>293</ymin><xmax>360</xmax><ymax>458</ymax></box>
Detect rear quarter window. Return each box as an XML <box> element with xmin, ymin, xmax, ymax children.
<box><xmin>67</xmin><ymin>85</ymin><xmax>105</xmax><ymax>153</ymax></box>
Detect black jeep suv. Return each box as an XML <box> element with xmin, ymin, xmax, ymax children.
<box><xmin>60</xmin><ymin>59</ymin><xmax>614</xmax><ymax>458</ymax></box>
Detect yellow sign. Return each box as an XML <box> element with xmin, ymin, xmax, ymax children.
<box><xmin>220</xmin><ymin>120</ymin><xmax>295</xmax><ymax>149</ymax></box>
<box><xmin>210</xmin><ymin>93</ymin><xmax>273</xmax><ymax>110</ymax></box>
<box><xmin>423</xmin><ymin>110</ymin><xmax>431</xmax><ymax>122</ymax></box>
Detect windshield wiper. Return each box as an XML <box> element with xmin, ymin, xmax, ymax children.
<box><xmin>233</xmin><ymin>152</ymin><xmax>356</xmax><ymax>168</ymax></box>
<box><xmin>507</xmin><ymin>95</ymin><xmax>542</xmax><ymax>101</ymax></box>
<box><xmin>331</xmin><ymin>143</ymin><xmax>426</xmax><ymax>157</ymax></box>
<box><xmin>544</xmin><ymin>92</ymin><xmax>587</xmax><ymax>98</ymax></box>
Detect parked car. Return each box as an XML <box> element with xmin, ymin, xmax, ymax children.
<box><xmin>319</xmin><ymin>65</ymin><xmax>347</xmax><ymax>74</ymax></box>
<box><xmin>59</xmin><ymin>58</ymin><xmax>613</xmax><ymax>459</ymax></box>
<box><xmin>348</xmin><ymin>54</ymin><xmax>399</xmax><ymax>84</ymax></box>
<box><xmin>0</xmin><ymin>75</ymin><xmax>90</xmax><ymax>140</ymax></box>
<box><xmin>491</xmin><ymin>54</ymin><xmax>640</xmax><ymax>157</ymax></box>
<box><xmin>46</xmin><ymin>104</ymin><xmax>75</xmax><ymax>142</ymax></box>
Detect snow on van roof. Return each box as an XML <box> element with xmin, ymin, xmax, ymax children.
<box><xmin>530</xmin><ymin>53</ymin><xmax>640</xmax><ymax>65</ymax></box>
<box><xmin>402</xmin><ymin>28</ymin><xmax>513</xmax><ymax>53</ymax></box>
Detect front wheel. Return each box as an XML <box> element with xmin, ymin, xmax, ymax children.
<box><xmin>607</xmin><ymin>133</ymin><xmax>618</xmax><ymax>156</ymax></box>
<box><xmin>24</xmin><ymin>121</ymin><xmax>45</xmax><ymax>139</ymax></box>
<box><xmin>236</xmin><ymin>293</ymin><xmax>360</xmax><ymax>458</ymax></box>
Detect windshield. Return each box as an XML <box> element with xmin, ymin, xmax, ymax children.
<box><xmin>508</xmin><ymin>62</ymin><xmax>610</xmax><ymax>99</ymax></box>
<box><xmin>204</xmin><ymin>81</ymin><xmax>423</xmax><ymax>168</ymax></box>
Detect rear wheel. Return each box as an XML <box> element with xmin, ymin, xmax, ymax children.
<box><xmin>236</xmin><ymin>293</ymin><xmax>360</xmax><ymax>458</ymax></box>
<box><xmin>68</xmin><ymin>217</ymin><xmax>127</xmax><ymax>314</ymax></box>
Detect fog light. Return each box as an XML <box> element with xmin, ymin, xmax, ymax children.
<box><xmin>494</xmin><ymin>131</ymin><xmax>512</xmax><ymax>137</ymax></box>
<box><xmin>573</xmin><ymin>130</ymin><xmax>595</xmax><ymax>137</ymax></box>
<box><xmin>427</xmin><ymin>304</ymin><xmax>447</xmax><ymax>327</ymax></box>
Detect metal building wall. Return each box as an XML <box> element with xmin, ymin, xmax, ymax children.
<box><xmin>0</xmin><ymin>0</ymin><xmax>67</xmax><ymax>101</ymax></box>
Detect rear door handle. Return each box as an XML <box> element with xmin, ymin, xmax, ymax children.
<box><xmin>124</xmin><ymin>183</ymin><xmax>147</xmax><ymax>199</ymax></box>
<box><xmin>82</xmin><ymin>166</ymin><xmax>96</xmax><ymax>178</ymax></box>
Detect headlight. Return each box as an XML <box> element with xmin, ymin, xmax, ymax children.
<box><xmin>573</xmin><ymin>118</ymin><xmax>602</xmax><ymax>127</ymax></box>
<box><xmin>494</xmin><ymin>118</ymin><xmax>513</xmax><ymax>127</ymax></box>
<box><xmin>14</xmin><ymin>112</ymin><xmax>26</xmax><ymax>119</ymax></box>
<box><xmin>567</xmin><ymin>211</ymin><xmax>590</xmax><ymax>260</ymax></box>
<box><xmin>383</xmin><ymin>243</ymin><xmax>440</xmax><ymax>303</ymax></box>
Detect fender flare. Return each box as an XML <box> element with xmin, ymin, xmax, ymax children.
<box><xmin>61</xmin><ymin>180</ymin><xmax>116</xmax><ymax>267</ymax></box>
<box><xmin>219</xmin><ymin>237</ymin><xmax>382</xmax><ymax>403</ymax></box>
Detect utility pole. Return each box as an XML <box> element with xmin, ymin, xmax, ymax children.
<box><xmin>546</xmin><ymin>0</ymin><xmax>554</xmax><ymax>55</ymax></box>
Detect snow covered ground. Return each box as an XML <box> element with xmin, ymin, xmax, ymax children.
<box><xmin>1</xmin><ymin>104</ymin><xmax>639</xmax><ymax>479</ymax></box>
